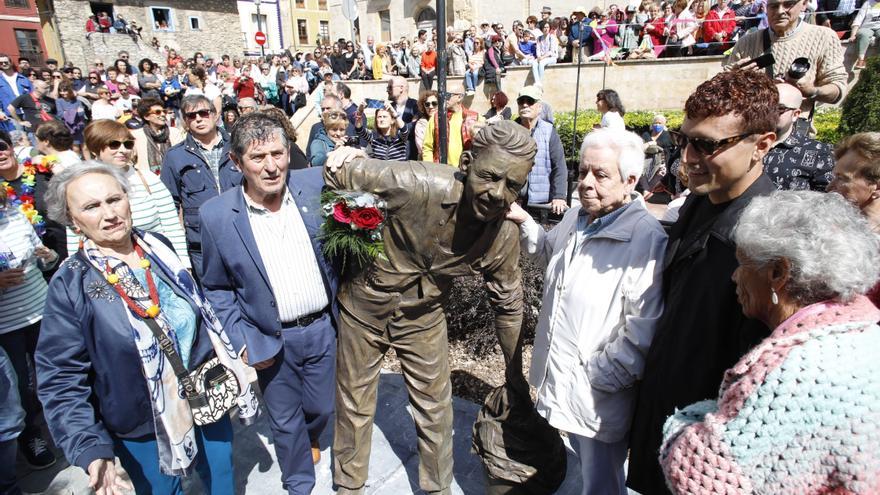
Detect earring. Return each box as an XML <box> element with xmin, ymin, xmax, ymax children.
<box><xmin>771</xmin><ymin>289</ymin><xmax>779</xmax><ymax>305</ymax></box>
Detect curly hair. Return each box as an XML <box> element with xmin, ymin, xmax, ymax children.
<box><xmin>733</xmin><ymin>190</ymin><xmax>880</xmax><ymax>305</ymax></box>
<box><xmin>684</xmin><ymin>70</ymin><xmax>778</xmax><ymax>135</ymax></box>
<box><xmin>417</xmin><ymin>90</ymin><xmax>439</xmax><ymax>116</ymax></box>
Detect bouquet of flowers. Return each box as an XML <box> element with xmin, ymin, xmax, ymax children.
<box><xmin>320</xmin><ymin>190</ymin><xmax>387</xmax><ymax>273</ymax></box>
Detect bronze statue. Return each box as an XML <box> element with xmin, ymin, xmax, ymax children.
<box><xmin>323</xmin><ymin>121</ymin><xmax>536</xmax><ymax>495</ymax></box>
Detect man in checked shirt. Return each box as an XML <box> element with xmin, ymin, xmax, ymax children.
<box><xmin>323</xmin><ymin>121</ymin><xmax>535</xmax><ymax>495</ymax></box>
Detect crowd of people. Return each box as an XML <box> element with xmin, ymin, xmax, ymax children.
<box><xmin>0</xmin><ymin>0</ymin><xmax>879</xmax><ymax>492</ymax></box>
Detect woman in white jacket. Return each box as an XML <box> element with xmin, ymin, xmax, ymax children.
<box><xmin>507</xmin><ymin>128</ymin><xmax>668</xmax><ymax>495</ymax></box>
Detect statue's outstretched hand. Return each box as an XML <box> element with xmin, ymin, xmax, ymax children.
<box><xmin>326</xmin><ymin>146</ymin><xmax>367</xmax><ymax>174</ymax></box>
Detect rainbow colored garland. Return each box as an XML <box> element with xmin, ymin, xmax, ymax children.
<box><xmin>1</xmin><ymin>155</ymin><xmax>57</xmax><ymax>237</ymax></box>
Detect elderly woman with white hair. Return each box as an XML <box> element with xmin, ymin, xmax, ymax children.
<box><xmin>37</xmin><ymin>161</ymin><xmax>258</xmax><ymax>494</ymax></box>
<box><xmin>661</xmin><ymin>190</ymin><xmax>880</xmax><ymax>493</ymax></box>
<box><xmin>507</xmin><ymin>127</ymin><xmax>668</xmax><ymax>494</ymax></box>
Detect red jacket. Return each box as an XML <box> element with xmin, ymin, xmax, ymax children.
<box><xmin>233</xmin><ymin>77</ymin><xmax>256</xmax><ymax>99</ymax></box>
<box><xmin>702</xmin><ymin>8</ymin><xmax>737</xmax><ymax>46</ymax></box>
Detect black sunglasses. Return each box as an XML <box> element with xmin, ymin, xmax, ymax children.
<box><xmin>517</xmin><ymin>96</ymin><xmax>537</xmax><ymax>106</ymax></box>
<box><xmin>184</xmin><ymin>109</ymin><xmax>213</xmax><ymax>120</ymax></box>
<box><xmin>107</xmin><ymin>139</ymin><xmax>135</xmax><ymax>150</ymax></box>
<box><xmin>670</xmin><ymin>130</ymin><xmax>754</xmax><ymax>156</ymax></box>
<box><xmin>0</xmin><ymin>141</ymin><xmax>10</xmax><ymax>151</ymax></box>
<box><xmin>424</xmin><ymin>100</ymin><xmax>439</xmax><ymax>107</ymax></box>
<box><xmin>777</xmin><ymin>104</ymin><xmax>798</xmax><ymax>114</ymax></box>
<box><xmin>442</xmin><ymin>91</ymin><xmax>463</xmax><ymax>99</ymax></box>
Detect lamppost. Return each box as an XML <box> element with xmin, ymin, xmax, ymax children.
<box><xmin>255</xmin><ymin>0</ymin><xmax>265</xmax><ymax>58</ymax></box>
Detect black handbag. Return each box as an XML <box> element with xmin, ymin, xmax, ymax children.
<box><xmin>144</xmin><ymin>317</ymin><xmax>240</xmax><ymax>425</ymax></box>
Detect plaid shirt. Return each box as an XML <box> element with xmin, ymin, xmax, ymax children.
<box><xmin>197</xmin><ymin>135</ymin><xmax>226</xmax><ymax>188</ymax></box>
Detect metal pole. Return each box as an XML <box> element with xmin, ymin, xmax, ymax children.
<box><xmin>256</xmin><ymin>0</ymin><xmax>265</xmax><ymax>58</ymax></box>
<box><xmin>568</xmin><ymin>39</ymin><xmax>584</xmax><ymax>205</ymax></box>
<box><xmin>436</xmin><ymin>0</ymin><xmax>448</xmax><ymax>164</ymax></box>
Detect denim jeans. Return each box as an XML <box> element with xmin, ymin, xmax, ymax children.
<box><xmin>0</xmin><ymin>347</ymin><xmax>24</xmax><ymax>495</ymax></box>
<box><xmin>531</xmin><ymin>58</ymin><xmax>555</xmax><ymax>84</ymax></box>
<box><xmin>114</xmin><ymin>416</ymin><xmax>234</xmax><ymax>495</ymax></box>
<box><xmin>464</xmin><ymin>69</ymin><xmax>479</xmax><ymax>91</ymax></box>
<box><xmin>0</xmin><ymin>322</ymin><xmax>41</xmax><ymax>438</ymax></box>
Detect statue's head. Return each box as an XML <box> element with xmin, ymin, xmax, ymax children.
<box><xmin>460</xmin><ymin>121</ymin><xmax>536</xmax><ymax>222</ymax></box>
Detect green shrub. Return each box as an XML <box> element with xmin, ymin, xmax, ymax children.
<box><xmin>839</xmin><ymin>55</ymin><xmax>880</xmax><ymax>136</ymax></box>
<box><xmin>814</xmin><ymin>108</ymin><xmax>842</xmax><ymax>145</ymax></box>
<box><xmin>555</xmin><ymin>110</ymin><xmax>685</xmax><ymax>161</ymax></box>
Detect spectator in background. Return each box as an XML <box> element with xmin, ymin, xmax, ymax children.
<box><xmin>70</xmin><ymin>67</ymin><xmax>85</xmax><ymax>92</ymax></box>
<box><xmin>386</xmin><ymin>76</ymin><xmax>420</xmax><ymax>126</ymax></box>
<box><xmin>849</xmin><ymin>0</ymin><xmax>880</xmax><ymax>70</ymax></box>
<box><xmin>0</xmin><ymin>54</ymin><xmax>32</xmax><ymax>133</ymax></box>
<box><xmin>702</xmin><ymin>0</ymin><xmax>737</xmax><ymax>54</ymax></box>
<box><xmin>310</xmin><ymin>110</ymin><xmax>351</xmax><ymax>167</ymax></box>
<box><xmin>627</xmin><ymin>70</ymin><xmax>779</xmax><ymax>495</ymax></box>
<box><xmin>354</xmin><ymin>102</ymin><xmax>410</xmax><ymax>161</ymax></box>
<box><xmin>137</xmin><ymin>59</ymin><xmax>162</xmax><ymax>99</ymax></box>
<box><xmin>514</xmin><ymin>85</ymin><xmax>567</xmax><ymax>213</ymax></box>
<box><xmin>484</xmin><ymin>91</ymin><xmax>511</xmax><ymax>123</ymax></box>
<box><xmin>449</xmin><ymin>34</ymin><xmax>468</xmax><ymax>76</ymax></box>
<box><xmin>828</xmin><ymin>132</ymin><xmax>880</xmax><ymax>241</ymax></box>
<box><xmin>7</xmin><ymin>80</ymin><xmax>56</xmax><ymax>136</ymax></box>
<box><xmin>233</xmin><ymin>65</ymin><xmax>256</xmax><ymax>100</ymax></box>
<box><xmin>643</xmin><ymin>3</ymin><xmax>668</xmax><ymax>58</ymax></box>
<box><xmin>665</xmin><ymin>0</ymin><xmax>698</xmax><ymax>57</ymax></box>
<box><xmin>54</xmin><ymin>81</ymin><xmax>86</xmax><ymax>150</ymax></box>
<box><xmin>414</xmin><ymin>90</ymin><xmax>439</xmax><ymax>157</ymax></box>
<box><xmin>484</xmin><ymin>36</ymin><xmax>505</xmax><ymax>90</ymax></box>
<box><xmin>85</xmin><ymin>15</ymin><xmax>98</xmax><ymax>37</ymax></box>
<box><xmin>34</xmin><ymin>119</ymin><xmax>79</xmax><ymax>172</ymax></box>
<box><xmin>185</xmin><ymin>67</ymin><xmax>223</xmax><ymax>116</ymax></box>
<box><xmin>78</xmin><ymin>71</ymin><xmax>103</xmax><ymax>102</ymax></box>
<box><xmin>590</xmin><ymin>10</ymin><xmax>618</xmax><ymax>60</ymax></box>
<box><xmin>532</xmin><ymin>20</ymin><xmax>558</xmax><ymax>87</ymax></box>
<box><xmin>335</xmin><ymin>83</ymin><xmax>359</xmax><ymax>129</ymax></box>
<box><xmin>90</xmin><ymin>86</ymin><xmax>119</xmax><ymax>121</ymax></box>
<box><xmin>97</xmin><ymin>11</ymin><xmax>111</xmax><ymax>32</ymax></box>
<box><xmin>763</xmin><ymin>83</ymin><xmax>834</xmax><ymax>191</ymax></box>
<box><xmin>372</xmin><ymin>44</ymin><xmax>393</xmax><ymax>80</ymax></box>
<box><xmin>112</xmin><ymin>14</ymin><xmax>128</xmax><ymax>34</ymax></box>
<box><xmin>113</xmin><ymin>59</ymin><xmax>138</xmax><ymax>95</ymax></box>
<box><xmin>280</xmin><ymin>73</ymin><xmax>307</xmax><ymax>117</ymax></box>
<box><xmin>166</xmin><ymin>49</ymin><xmax>183</xmax><ymax>68</ymax></box>
<box><xmin>597</xmin><ymin>89</ymin><xmax>626</xmax><ymax>130</ymax></box>
<box><xmin>422</xmin><ymin>91</ymin><xmax>483</xmax><ymax>167</ymax></box>
<box><xmin>131</xmin><ymin>96</ymin><xmax>185</xmax><ymax>175</ymax></box>
<box><xmin>727</xmin><ymin>0</ymin><xmax>847</xmax><ymax>118</ymax></box>
<box><xmin>420</xmin><ymin>40</ymin><xmax>438</xmax><ymax>90</ymax></box>
<box><xmin>464</xmin><ymin>38</ymin><xmax>485</xmax><ymax>95</ymax></box>
<box><xmin>569</xmin><ymin>7</ymin><xmax>593</xmax><ymax>61</ymax></box>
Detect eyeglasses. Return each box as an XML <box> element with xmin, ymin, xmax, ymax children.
<box><xmin>777</xmin><ymin>104</ymin><xmax>798</xmax><ymax>114</ymax></box>
<box><xmin>517</xmin><ymin>97</ymin><xmax>537</xmax><ymax>106</ymax></box>
<box><xmin>89</xmin><ymin>76</ymin><xmax>99</xmax><ymax>80</ymax></box>
<box><xmin>146</xmin><ymin>109</ymin><xmax>165</xmax><ymax>116</ymax></box>
<box><xmin>324</xmin><ymin>110</ymin><xmax>347</xmax><ymax>119</ymax></box>
<box><xmin>184</xmin><ymin>109</ymin><xmax>213</xmax><ymax>120</ymax></box>
<box><xmin>443</xmin><ymin>92</ymin><xmax>463</xmax><ymax>99</ymax></box>
<box><xmin>95</xmin><ymin>62</ymin><xmax>104</xmax><ymax>66</ymax></box>
<box><xmin>670</xmin><ymin>130</ymin><xmax>754</xmax><ymax>156</ymax></box>
<box><xmin>424</xmin><ymin>100</ymin><xmax>439</xmax><ymax>108</ymax></box>
<box><xmin>0</xmin><ymin>61</ymin><xmax>10</xmax><ymax>65</ymax></box>
<box><xmin>106</xmin><ymin>139</ymin><xmax>135</xmax><ymax>150</ymax></box>
<box><xmin>238</xmin><ymin>105</ymin><xmax>256</xmax><ymax>111</ymax></box>
<box><xmin>53</xmin><ymin>75</ymin><xmax>63</xmax><ymax>79</ymax></box>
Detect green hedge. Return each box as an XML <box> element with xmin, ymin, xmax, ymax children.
<box><xmin>839</xmin><ymin>55</ymin><xmax>880</xmax><ymax>136</ymax></box>
<box><xmin>554</xmin><ymin>107</ymin><xmax>841</xmax><ymax>162</ymax></box>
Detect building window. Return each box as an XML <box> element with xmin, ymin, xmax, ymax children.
<box><xmin>416</xmin><ymin>7</ymin><xmax>436</xmax><ymax>31</ymax></box>
<box><xmin>251</xmin><ymin>13</ymin><xmax>268</xmax><ymax>32</ymax></box>
<box><xmin>297</xmin><ymin>19</ymin><xmax>308</xmax><ymax>45</ymax></box>
<box><xmin>318</xmin><ymin>0</ymin><xmax>327</xmax><ymax>9</ymax></box>
<box><xmin>5</xmin><ymin>0</ymin><xmax>30</xmax><ymax>8</ymax></box>
<box><xmin>13</xmin><ymin>29</ymin><xmax>42</xmax><ymax>66</ymax></box>
<box><xmin>188</xmin><ymin>16</ymin><xmax>202</xmax><ymax>30</ymax></box>
<box><xmin>319</xmin><ymin>21</ymin><xmax>329</xmax><ymax>44</ymax></box>
<box><xmin>296</xmin><ymin>0</ymin><xmax>304</xmax><ymax>7</ymax></box>
<box><xmin>379</xmin><ymin>10</ymin><xmax>391</xmax><ymax>42</ymax></box>
<box><xmin>149</xmin><ymin>6</ymin><xmax>174</xmax><ymax>31</ymax></box>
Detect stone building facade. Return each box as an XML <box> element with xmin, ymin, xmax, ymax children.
<box><xmin>50</xmin><ymin>0</ymin><xmax>244</xmax><ymax>69</ymax></box>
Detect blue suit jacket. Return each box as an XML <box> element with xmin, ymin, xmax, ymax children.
<box><xmin>198</xmin><ymin>166</ymin><xmax>338</xmax><ymax>364</ymax></box>
<box><xmin>0</xmin><ymin>72</ymin><xmax>32</xmax><ymax>131</ymax></box>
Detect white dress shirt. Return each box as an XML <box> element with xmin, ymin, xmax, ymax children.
<box><xmin>243</xmin><ymin>187</ymin><xmax>328</xmax><ymax>322</ymax></box>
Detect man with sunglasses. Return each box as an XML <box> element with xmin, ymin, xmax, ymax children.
<box><xmin>726</xmin><ymin>0</ymin><xmax>847</xmax><ymax>125</ymax></box>
<box><xmin>160</xmin><ymin>94</ymin><xmax>242</xmax><ymax>279</ymax></box>
<box><xmin>0</xmin><ymin>54</ymin><xmax>32</xmax><ymax>133</ymax></box>
<box><xmin>762</xmin><ymin>82</ymin><xmax>835</xmax><ymax>191</ymax></box>
<box><xmin>514</xmin><ymin>85</ymin><xmax>567</xmax><ymax>215</ymax></box>
<box><xmin>628</xmin><ymin>70</ymin><xmax>778</xmax><ymax>494</ymax></box>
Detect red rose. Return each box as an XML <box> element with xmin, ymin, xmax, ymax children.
<box><xmin>332</xmin><ymin>202</ymin><xmax>352</xmax><ymax>224</ymax></box>
<box><xmin>351</xmin><ymin>207</ymin><xmax>384</xmax><ymax>230</ymax></box>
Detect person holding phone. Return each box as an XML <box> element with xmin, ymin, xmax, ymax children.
<box><xmin>354</xmin><ymin>101</ymin><xmax>410</xmax><ymax>161</ymax></box>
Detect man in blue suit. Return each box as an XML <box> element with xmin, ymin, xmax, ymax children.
<box><xmin>199</xmin><ymin>112</ymin><xmax>337</xmax><ymax>494</ymax></box>
<box><xmin>0</xmin><ymin>54</ymin><xmax>32</xmax><ymax>133</ymax></box>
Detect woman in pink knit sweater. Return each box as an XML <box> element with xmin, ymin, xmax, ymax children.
<box><xmin>660</xmin><ymin>190</ymin><xmax>880</xmax><ymax>494</ymax></box>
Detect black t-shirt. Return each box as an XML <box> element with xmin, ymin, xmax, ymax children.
<box><xmin>10</xmin><ymin>94</ymin><xmax>56</xmax><ymax>132</ymax></box>
<box><xmin>679</xmin><ymin>195</ymin><xmax>731</xmax><ymax>251</ymax></box>
<box><xmin>340</xmin><ymin>52</ymin><xmax>356</xmax><ymax>74</ymax></box>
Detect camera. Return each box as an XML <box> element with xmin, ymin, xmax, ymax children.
<box><xmin>787</xmin><ymin>57</ymin><xmax>811</xmax><ymax>81</ymax></box>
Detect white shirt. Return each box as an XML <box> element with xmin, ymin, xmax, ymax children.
<box><xmin>601</xmin><ymin>111</ymin><xmax>625</xmax><ymax>130</ymax></box>
<box><xmin>2</xmin><ymin>72</ymin><xmax>21</xmax><ymax>98</ymax></box>
<box><xmin>243</xmin><ymin>188</ymin><xmax>328</xmax><ymax>322</ymax></box>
